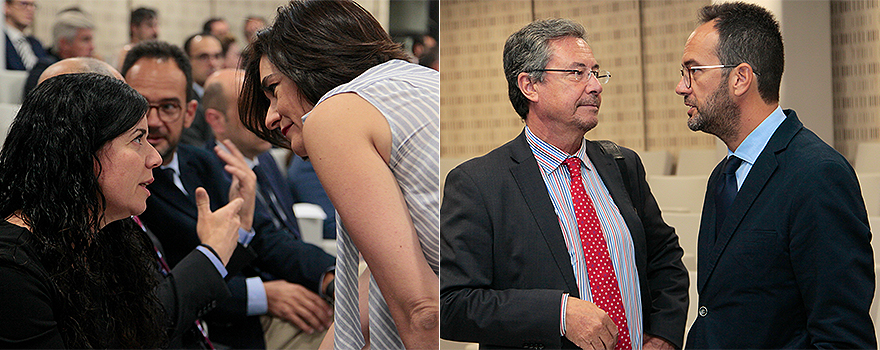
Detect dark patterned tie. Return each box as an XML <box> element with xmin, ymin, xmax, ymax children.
<box><xmin>563</xmin><ymin>157</ymin><xmax>631</xmax><ymax>350</ymax></box>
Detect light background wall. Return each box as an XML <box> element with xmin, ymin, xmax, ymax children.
<box><xmin>441</xmin><ymin>0</ymin><xmax>880</xmax><ymax>165</ymax></box>
<box><xmin>26</xmin><ymin>0</ymin><xmax>389</xmax><ymax>65</ymax></box>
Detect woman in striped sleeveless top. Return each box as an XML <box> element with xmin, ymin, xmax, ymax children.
<box><xmin>238</xmin><ymin>1</ymin><xmax>439</xmax><ymax>349</ymax></box>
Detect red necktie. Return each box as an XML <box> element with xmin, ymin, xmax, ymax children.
<box><xmin>563</xmin><ymin>158</ymin><xmax>631</xmax><ymax>350</ymax></box>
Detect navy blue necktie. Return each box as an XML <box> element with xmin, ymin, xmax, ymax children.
<box><xmin>715</xmin><ymin>155</ymin><xmax>743</xmax><ymax>235</ymax></box>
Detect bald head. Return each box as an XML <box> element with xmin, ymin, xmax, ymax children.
<box><xmin>203</xmin><ymin>68</ymin><xmax>270</xmax><ymax>159</ymax></box>
<box><xmin>38</xmin><ymin>57</ymin><xmax>124</xmax><ymax>84</ymax></box>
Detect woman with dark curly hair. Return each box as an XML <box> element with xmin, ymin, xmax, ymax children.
<box><xmin>238</xmin><ymin>1</ymin><xmax>439</xmax><ymax>349</ymax></box>
<box><xmin>0</xmin><ymin>73</ymin><xmax>242</xmax><ymax>348</ymax></box>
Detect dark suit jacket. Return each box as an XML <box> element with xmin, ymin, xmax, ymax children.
<box><xmin>140</xmin><ymin>144</ymin><xmax>335</xmax><ymax>349</ymax></box>
<box><xmin>288</xmin><ymin>156</ymin><xmax>337</xmax><ymax>239</ymax></box>
<box><xmin>4</xmin><ymin>33</ymin><xmax>47</xmax><ymax>71</ymax></box>
<box><xmin>441</xmin><ymin>130</ymin><xmax>689</xmax><ymax>349</ymax></box>
<box><xmin>686</xmin><ymin>110</ymin><xmax>876</xmax><ymax>349</ymax></box>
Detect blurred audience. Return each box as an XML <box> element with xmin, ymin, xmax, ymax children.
<box><xmin>112</xmin><ymin>7</ymin><xmax>158</xmax><ymax>70</ymax></box>
<box><xmin>4</xmin><ymin>0</ymin><xmax>48</xmax><ymax>71</ymax></box>
<box><xmin>24</xmin><ymin>9</ymin><xmax>94</xmax><ymax>94</ymax></box>
<box><xmin>203</xmin><ymin>17</ymin><xmax>230</xmax><ymax>39</ymax></box>
<box><xmin>181</xmin><ymin>33</ymin><xmax>224</xmax><ymax>146</ymax></box>
<box><xmin>244</xmin><ymin>16</ymin><xmax>267</xmax><ymax>44</ymax></box>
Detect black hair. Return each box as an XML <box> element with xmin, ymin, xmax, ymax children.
<box><xmin>121</xmin><ymin>40</ymin><xmax>195</xmax><ymax>102</ymax></box>
<box><xmin>0</xmin><ymin>73</ymin><xmax>164</xmax><ymax>348</ymax></box>
<box><xmin>699</xmin><ymin>2</ymin><xmax>784</xmax><ymax>103</ymax></box>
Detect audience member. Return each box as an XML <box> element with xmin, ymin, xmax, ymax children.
<box><xmin>4</xmin><ymin>0</ymin><xmax>47</xmax><ymax>71</ymax></box>
<box><xmin>440</xmin><ymin>18</ymin><xmax>688</xmax><ymax>349</ymax></box>
<box><xmin>219</xmin><ymin>33</ymin><xmax>241</xmax><ymax>69</ymax></box>
<box><xmin>419</xmin><ymin>44</ymin><xmax>438</xmax><ymax>71</ymax></box>
<box><xmin>181</xmin><ymin>33</ymin><xmax>224</xmax><ymax>146</ymax></box>
<box><xmin>239</xmin><ymin>1</ymin><xmax>439</xmax><ymax>348</ymax></box>
<box><xmin>203</xmin><ymin>68</ymin><xmax>301</xmax><ymax>238</ymax></box>
<box><xmin>676</xmin><ymin>3</ymin><xmax>875</xmax><ymax>348</ymax></box>
<box><xmin>203</xmin><ymin>17</ymin><xmax>230</xmax><ymax>38</ymax></box>
<box><xmin>122</xmin><ymin>40</ymin><xmax>335</xmax><ymax>350</ymax></box>
<box><xmin>112</xmin><ymin>7</ymin><xmax>158</xmax><ymax>70</ymax></box>
<box><xmin>287</xmin><ymin>156</ymin><xmax>337</xmax><ymax>239</ymax></box>
<box><xmin>24</xmin><ymin>10</ymin><xmax>94</xmax><ymax>94</ymax></box>
<box><xmin>244</xmin><ymin>16</ymin><xmax>267</xmax><ymax>44</ymax></box>
<box><xmin>0</xmin><ymin>73</ymin><xmax>245</xmax><ymax>348</ymax></box>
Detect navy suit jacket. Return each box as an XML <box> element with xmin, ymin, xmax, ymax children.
<box><xmin>686</xmin><ymin>110</ymin><xmax>876</xmax><ymax>349</ymax></box>
<box><xmin>441</xmin><ymin>130</ymin><xmax>689</xmax><ymax>349</ymax></box>
<box><xmin>140</xmin><ymin>144</ymin><xmax>334</xmax><ymax>349</ymax></box>
<box><xmin>4</xmin><ymin>33</ymin><xmax>47</xmax><ymax>71</ymax></box>
<box><xmin>255</xmin><ymin>151</ymin><xmax>300</xmax><ymax>235</ymax></box>
<box><xmin>288</xmin><ymin>156</ymin><xmax>337</xmax><ymax>239</ymax></box>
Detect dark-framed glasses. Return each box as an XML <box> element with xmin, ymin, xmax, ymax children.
<box><xmin>147</xmin><ymin>101</ymin><xmax>184</xmax><ymax>123</ymax></box>
<box><xmin>680</xmin><ymin>64</ymin><xmax>738</xmax><ymax>89</ymax></box>
<box><xmin>530</xmin><ymin>68</ymin><xmax>612</xmax><ymax>84</ymax></box>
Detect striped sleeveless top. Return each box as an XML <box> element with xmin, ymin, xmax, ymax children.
<box><xmin>304</xmin><ymin>59</ymin><xmax>439</xmax><ymax>350</ymax></box>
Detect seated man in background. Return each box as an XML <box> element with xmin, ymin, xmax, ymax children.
<box><xmin>24</xmin><ymin>9</ymin><xmax>95</xmax><ymax>94</ymax></box>
<box><xmin>121</xmin><ymin>41</ymin><xmax>334</xmax><ymax>350</ymax></box>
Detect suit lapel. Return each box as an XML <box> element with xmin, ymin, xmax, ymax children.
<box><xmin>508</xmin><ymin>131</ymin><xmax>580</xmax><ymax>296</ymax></box>
<box><xmin>149</xmin><ymin>165</ymin><xmax>197</xmax><ymax>220</ymax></box>
<box><xmin>584</xmin><ymin>141</ymin><xmax>647</xmax><ymax>270</ymax></box>
<box><xmin>698</xmin><ymin>110</ymin><xmax>801</xmax><ymax>292</ymax></box>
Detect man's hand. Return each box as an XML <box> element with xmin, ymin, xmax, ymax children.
<box><xmin>564</xmin><ymin>296</ymin><xmax>617</xmax><ymax>350</ymax></box>
<box><xmin>194</xmin><ymin>187</ymin><xmax>242</xmax><ymax>265</ymax></box>
<box><xmin>263</xmin><ymin>280</ymin><xmax>334</xmax><ymax>334</ymax></box>
<box><xmin>214</xmin><ymin>139</ymin><xmax>256</xmax><ymax>231</ymax></box>
<box><xmin>643</xmin><ymin>335</ymin><xmax>674</xmax><ymax>350</ymax></box>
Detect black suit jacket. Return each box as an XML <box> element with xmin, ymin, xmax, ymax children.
<box><xmin>140</xmin><ymin>144</ymin><xmax>334</xmax><ymax>349</ymax></box>
<box><xmin>441</xmin><ymin>130</ymin><xmax>689</xmax><ymax>349</ymax></box>
<box><xmin>686</xmin><ymin>110</ymin><xmax>876</xmax><ymax>349</ymax></box>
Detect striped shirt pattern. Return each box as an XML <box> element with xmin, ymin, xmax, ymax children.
<box><xmin>305</xmin><ymin>59</ymin><xmax>439</xmax><ymax>350</ymax></box>
<box><xmin>525</xmin><ymin>127</ymin><xmax>643</xmax><ymax>349</ymax></box>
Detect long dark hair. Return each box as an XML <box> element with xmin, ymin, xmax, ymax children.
<box><xmin>0</xmin><ymin>73</ymin><xmax>165</xmax><ymax>348</ymax></box>
<box><xmin>239</xmin><ymin>0</ymin><xmax>409</xmax><ymax>148</ymax></box>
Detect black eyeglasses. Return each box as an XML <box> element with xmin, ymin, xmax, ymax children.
<box><xmin>529</xmin><ymin>68</ymin><xmax>612</xmax><ymax>84</ymax></box>
<box><xmin>147</xmin><ymin>101</ymin><xmax>184</xmax><ymax>123</ymax></box>
<box><xmin>680</xmin><ymin>65</ymin><xmax>738</xmax><ymax>89</ymax></box>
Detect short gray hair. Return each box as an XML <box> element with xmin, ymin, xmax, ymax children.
<box><xmin>52</xmin><ymin>11</ymin><xmax>94</xmax><ymax>46</ymax></box>
<box><xmin>503</xmin><ymin>18</ymin><xmax>586</xmax><ymax>120</ymax></box>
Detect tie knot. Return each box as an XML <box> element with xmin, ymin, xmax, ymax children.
<box><xmin>723</xmin><ymin>156</ymin><xmax>742</xmax><ymax>175</ymax></box>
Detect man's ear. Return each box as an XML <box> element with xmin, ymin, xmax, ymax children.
<box><xmin>731</xmin><ymin>63</ymin><xmax>755</xmax><ymax>97</ymax></box>
<box><xmin>204</xmin><ymin>108</ymin><xmax>225</xmax><ymax>135</ymax></box>
<box><xmin>183</xmin><ymin>100</ymin><xmax>198</xmax><ymax>129</ymax></box>
<box><xmin>517</xmin><ymin>72</ymin><xmax>539</xmax><ymax>103</ymax></box>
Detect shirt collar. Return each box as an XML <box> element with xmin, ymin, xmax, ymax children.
<box><xmin>192</xmin><ymin>82</ymin><xmax>204</xmax><ymax>98</ymax></box>
<box><xmin>525</xmin><ymin>126</ymin><xmax>592</xmax><ymax>174</ymax></box>
<box><xmin>160</xmin><ymin>152</ymin><xmax>181</xmax><ymax>176</ymax></box>
<box><xmin>4</xmin><ymin>24</ymin><xmax>25</xmax><ymax>42</ymax></box>
<box><xmin>729</xmin><ymin>106</ymin><xmax>785</xmax><ymax>164</ymax></box>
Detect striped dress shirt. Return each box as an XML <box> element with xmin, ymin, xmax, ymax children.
<box><xmin>525</xmin><ymin>127</ymin><xmax>643</xmax><ymax>349</ymax></box>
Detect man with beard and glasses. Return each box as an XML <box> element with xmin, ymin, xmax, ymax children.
<box><xmin>441</xmin><ymin>18</ymin><xmax>688</xmax><ymax>350</ymax></box>
<box><xmin>675</xmin><ymin>2</ymin><xmax>875</xmax><ymax>349</ymax></box>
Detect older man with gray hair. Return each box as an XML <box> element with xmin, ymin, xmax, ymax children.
<box><xmin>24</xmin><ymin>9</ymin><xmax>94</xmax><ymax>94</ymax></box>
<box><xmin>441</xmin><ymin>18</ymin><xmax>688</xmax><ymax>350</ymax></box>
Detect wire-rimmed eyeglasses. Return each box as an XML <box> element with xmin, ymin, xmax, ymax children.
<box><xmin>529</xmin><ymin>68</ymin><xmax>612</xmax><ymax>85</ymax></box>
<box><xmin>680</xmin><ymin>65</ymin><xmax>738</xmax><ymax>89</ymax></box>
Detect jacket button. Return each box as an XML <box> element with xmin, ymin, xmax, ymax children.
<box><xmin>698</xmin><ymin>306</ymin><xmax>707</xmax><ymax>317</ymax></box>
